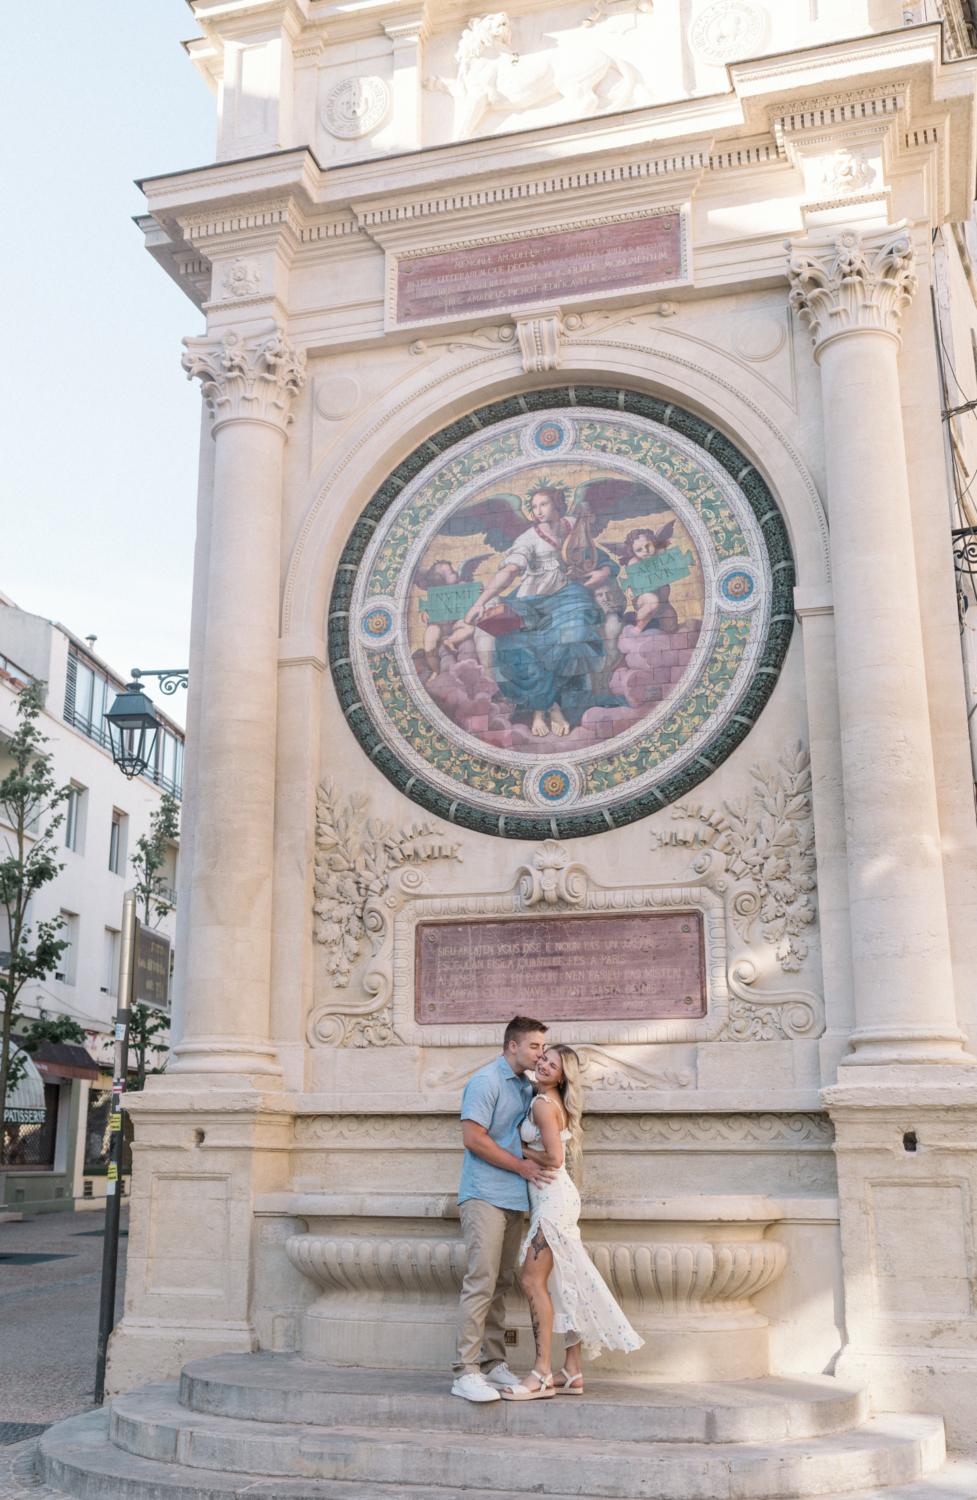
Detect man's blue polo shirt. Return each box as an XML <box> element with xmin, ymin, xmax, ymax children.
<box><xmin>458</xmin><ymin>1054</ymin><xmax>533</xmax><ymax>1211</ymax></box>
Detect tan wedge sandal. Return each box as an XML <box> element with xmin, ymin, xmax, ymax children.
<box><xmin>500</xmin><ymin>1369</ymin><xmax>555</xmax><ymax>1401</ymax></box>
<box><xmin>554</xmin><ymin>1367</ymin><xmax>584</xmax><ymax>1394</ymax></box>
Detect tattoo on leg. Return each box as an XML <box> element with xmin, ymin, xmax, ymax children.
<box><xmin>530</xmin><ymin>1226</ymin><xmax>547</xmax><ymax>1260</ymax></box>
<box><xmin>526</xmin><ymin>1292</ymin><xmax>542</xmax><ymax>1356</ymax></box>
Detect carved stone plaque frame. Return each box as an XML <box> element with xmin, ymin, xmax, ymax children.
<box><xmin>364</xmin><ymin>847</ymin><xmax>730</xmax><ymax>1047</ymax></box>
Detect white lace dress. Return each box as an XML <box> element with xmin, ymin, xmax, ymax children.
<box><xmin>519</xmin><ymin>1103</ymin><xmax>644</xmax><ymax>1360</ymax></box>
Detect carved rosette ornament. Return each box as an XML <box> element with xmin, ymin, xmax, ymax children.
<box><xmin>182</xmin><ymin>326</ymin><xmax>307</xmax><ymax>433</ymax></box>
<box><xmin>787</xmin><ymin>226</ymin><xmax>918</xmax><ymax>359</ymax></box>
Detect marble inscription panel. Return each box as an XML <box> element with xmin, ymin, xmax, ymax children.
<box><xmin>414</xmin><ymin>911</ymin><xmax>705</xmax><ymax>1023</ymax></box>
<box><xmin>396</xmin><ymin>216</ymin><xmax>683</xmax><ymax>323</ymax></box>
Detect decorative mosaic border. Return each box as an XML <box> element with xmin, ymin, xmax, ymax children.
<box><xmin>328</xmin><ymin>387</ymin><xmax>795</xmax><ymax>840</ymax></box>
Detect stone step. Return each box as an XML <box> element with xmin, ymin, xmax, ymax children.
<box><xmin>180</xmin><ymin>1355</ymin><xmax>868</xmax><ymax>1444</ymax></box>
<box><xmin>104</xmin><ymin>1386</ymin><xmax>945</xmax><ymax>1499</ymax></box>
<box><xmin>37</xmin><ymin>1410</ymin><xmax>962</xmax><ymax>1500</ymax></box>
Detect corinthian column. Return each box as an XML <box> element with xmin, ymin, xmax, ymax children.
<box><xmin>174</xmin><ymin>326</ymin><xmax>306</xmax><ymax>1078</ymax></box>
<box><xmin>787</xmin><ymin>227</ymin><xmax>970</xmax><ymax>1066</ymax></box>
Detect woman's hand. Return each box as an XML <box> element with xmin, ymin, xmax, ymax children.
<box><xmin>465</xmin><ymin>597</ymin><xmax>486</xmax><ymax>624</ymax></box>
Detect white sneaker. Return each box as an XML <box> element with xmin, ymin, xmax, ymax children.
<box><xmin>451</xmin><ymin>1371</ymin><xmax>502</xmax><ymax>1403</ymax></box>
<box><xmin>483</xmin><ymin>1362</ymin><xmax>519</xmax><ymax>1389</ymax></box>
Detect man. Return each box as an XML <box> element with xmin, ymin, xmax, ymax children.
<box><xmin>452</xmin><ymin>1014</ymin><xmax>555</xmax><ymax>1403</ymax></box>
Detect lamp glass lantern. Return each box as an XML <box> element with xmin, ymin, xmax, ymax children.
<box><xmin>105</xmin><ymin>682</ymin><xmax>160</xmax><ymax>780</ymax></box>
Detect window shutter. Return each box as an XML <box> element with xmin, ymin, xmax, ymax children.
<box><xmin>64</xmin><ymin>649</ymin><xmax>78</xmax><ymax>726</ymax></box>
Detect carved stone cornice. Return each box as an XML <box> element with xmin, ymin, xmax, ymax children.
<box><xmin>182</xmin><ymin>326</ymin><xmax>307</xmax><ymax>434</ymax></box>
<box><xmin>786</xmin><ymin>225</ymin><xmax>918</xmax><ymax>360</ymax></box>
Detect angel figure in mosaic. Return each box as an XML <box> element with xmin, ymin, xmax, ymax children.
<box><xmin>602</xmin><ymin>520</ymin><xmax>690</xmax><ymax>635</ymax></box>
<box><xmin>443</xmin><ymin>477</ymin><xmax>666</xmax><ymax>738</ymax></box>
<box><xmin>413</xmin><ymin>553</ymin><xmax>491</xmax><ymax>679</ymax></box>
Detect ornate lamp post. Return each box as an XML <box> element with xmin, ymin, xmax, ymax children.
<box><xmin>104</xmin><ymin>669</ymin><xmax>188</xmax><ymax>780</ymax></box>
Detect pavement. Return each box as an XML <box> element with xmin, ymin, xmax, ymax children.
<box><xmin>0</xmin><ymin>1205</ymin><xmax>128</xmax><ymax>1435</ymax></box>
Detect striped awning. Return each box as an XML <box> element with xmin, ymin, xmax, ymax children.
<box><xmin>3</xmin><ymin>1049</ymin><xmax>46</xmax><ymax>1123</ymax></box>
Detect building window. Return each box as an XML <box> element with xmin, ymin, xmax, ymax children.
<box><xmin>56</xmin><ymin>911</ymin><xmax>79</xmax><ymax>985</ymax></box>
<box><xmin>65</xmin><ymin>785</ymin><xmax>85</xmax><ymax>852</ymax></box>
<box><xmin>155</xmin><ymin>730</ymin><xmax>184</xmax><ymax>798</ymax></box>
<box><xmin>65</xmin><ymin>652</ymin><xmax>110</xmax><ymax>746</ymax></box>
<box><xmin>102</xmin><ymin>928</ymin><xmax>120</xmax><ymax>997</ymax></box>
<box><xmin>108</xmin><ymin>810</ymin><xmax>126</xmax><ymax>874</ymax></box>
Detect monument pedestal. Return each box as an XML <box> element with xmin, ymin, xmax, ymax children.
<box><xmin>287</xmin><ymin>1191</ymin><xmax>787</xmax><ymax>1380</ymax></box>
<box><xmin>39</xmin><ymin>1356</ymin><xmax>964</xmax><ymax>1500</ymax></box>
<box><xmin>824</xmin><ymin>1070</ymin><xmax>977</xmax><ymax>1452</ymax></box>
<box><xmin>103</xmin><ymin>1079</ymin><xmax>296</xmax><ymax>1395</ymax></box>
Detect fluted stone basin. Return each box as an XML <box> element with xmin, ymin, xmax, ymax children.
<box><xmin>286</xmin><ymin>1192</ymin><xmax>788</xmax><ymax>1379</ymax></box>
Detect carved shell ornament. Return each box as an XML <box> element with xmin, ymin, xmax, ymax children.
<box><xmin>329</xmin><ymin>391</ymin><xmax>795</xmax><ymax>841</ymax></box>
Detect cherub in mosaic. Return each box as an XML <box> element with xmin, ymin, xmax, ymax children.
<box><xmin>407</xmin><ymin>462</ymin><xmax>705</xmax><ymax>752</ymax></box>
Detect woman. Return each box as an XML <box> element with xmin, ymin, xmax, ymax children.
<box><xmin>501</xmin><ymin>1044</ymin><xmax>643</xmax><ymax>1400</ymax></box>
<box><xmin>464</xmin><ymin>488</ymin><xmax>627</xmax><ymax>739</ymax></box>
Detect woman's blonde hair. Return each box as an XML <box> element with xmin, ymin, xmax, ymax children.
<box><xmin>548</xmin><ymin>1044</ymin><xmax>584</xmax><ymax>1177</ymax></box>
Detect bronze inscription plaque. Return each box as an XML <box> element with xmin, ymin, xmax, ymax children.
<box><xmin>414</xmin><ymin>912</ymin><xmax>705</xmax><ymax>1024</ymax></box>
<box><xmin>396</xmin><ymin>215</ymin><xmax>683</xmax><ymax>323</ymax></box>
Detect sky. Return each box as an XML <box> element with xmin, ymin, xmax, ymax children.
<box><xmin>0</xmin><ymin>1</ymin><xmax>216</xmax><ymax>729</ymax></box>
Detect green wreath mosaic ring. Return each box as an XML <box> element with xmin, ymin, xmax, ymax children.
<box><xmin>329</xmin><ymin>388</ymin><xmax>795</xmax><ymax>840</ymax></box>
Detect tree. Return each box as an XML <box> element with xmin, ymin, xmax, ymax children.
<box><xmin>19</xmin><ymin>1015</ymin><xmax>86</xmax><ymax>1052</ymax></box>
<box><xmin>130</xmin><ymin>791</ymin><xmax>180</xmax><ymax>927</ymax></box>
<box><xmin>128</xmin><ymin>1003</ymin><xmax>171</xmax><ymax>1091</ymax></box>
<box><xmin>0</xmin><ymin>682</ymin><xmax>71</xmax><ymax>1140</ymax></box>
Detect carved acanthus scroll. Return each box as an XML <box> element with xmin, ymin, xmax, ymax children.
<box><xmin>309</xmin><ymin>778</ymin><xmax>462</xmax><ymax>1047</ymax></box>
<box><xmin>652</xmin><ymin>742</ymin><xmax>817</xmax><ymax>974</ymax></box>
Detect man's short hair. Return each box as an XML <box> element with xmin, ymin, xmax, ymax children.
<box><xmin>503</xmin><ymin>1015</ymin><xmax>548</xmax><ymax>1049</ymax></box>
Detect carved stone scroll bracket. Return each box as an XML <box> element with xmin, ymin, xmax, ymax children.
<box><xmin>182</xmin><ymin>325</ymin><xmax>307</xmax><ymax>433</ymax></box>
<box><xmin>516</xmin><ymin>314</ymin><xmax>563</xmax><ymax>373</ymax></box>
<box><xmin>724</xmin><ymin>958</ymin><xmax>826</xmax><ymax>1042</ymax></box>
<box><xmin>408</xmin><ymin>303</ymin><xmax>678</xmax><ymax>363</ymax></box>
<box><xmin>515</xmin><ymin>839</ymin><xmax>587</xmax><ymax>908</ymax></box>
<box><xmin>409</xmin><ymin>324</ymin><xmax>517</xmax><ymax>356</ymax></box>
<box><xmin>786</xmin><ymin>224</ymin><xmax>917</xmax><ymax>358</ymax></box>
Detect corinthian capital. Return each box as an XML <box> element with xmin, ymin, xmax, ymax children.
<box><xmin>787</xmin><ymin>225</ymin><xmax>917</xmax><ymax>359</ymax></box>
<box><xmin>182</xmin><ymin>326</ymin><xmax>307</xmax><ymax>433</ymax></box>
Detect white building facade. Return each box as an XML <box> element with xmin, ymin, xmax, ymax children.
<box><xmin>31</xmin><ymin>0</ymin><xmax>977</xmax><ymax>1495</ymax></box>
<box><xmin>0</xmin><ymin>598</ymin><xmax>182</xmax><ymax>1214</ymax></box>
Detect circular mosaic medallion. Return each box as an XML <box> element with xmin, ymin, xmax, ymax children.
<box><xmin>524</xmin><ymin>762</ymin><xmax>585</xmax><ymax>809</ymax></box>
<box><xmin>535</xmin><ymin>422</ymin><xmax>566</xmax><ymax>450</ymax></box>
<box><xmin>330</xmin><ymin>389</ymin><xmax>794</xmax><ymax>838</ymax></box>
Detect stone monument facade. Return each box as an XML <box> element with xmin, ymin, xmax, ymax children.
<box><xmin>61</xmin><ymin>0</ymin><xmax>977</xmax><ymax>1474</ymax></box>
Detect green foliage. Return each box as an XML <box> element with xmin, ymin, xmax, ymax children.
<box><xmin>19</xmin><ymin>1015</ymin><xmax>87</xmax><ymax>1052</ymax></box>
<box><xmin>128</xmin><ymin>1002</ymin><xmax>171</xmax><ymax>1091</ymax></box>
<box><xmin>0</xmin><ymin>681</ymin><xmax>71</xmax><ymax>1136</ymax></box>
<box><xmin>130</xmin><ymin>791</ymin><xmax>180</xmax><ymax>927</ymax></box>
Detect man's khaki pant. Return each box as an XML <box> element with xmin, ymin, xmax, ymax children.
<box><xmin>454</xmin><ymin>1198</ymin><xmax>525</xmax><ymax>1375</ymax></box>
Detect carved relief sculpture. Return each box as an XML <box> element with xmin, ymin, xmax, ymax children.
<box><xmin>425</xmin><ymin>12</ymin><xmax>652</xmax><ymax>140</ymax></box>
<box><xmin>310</xmin><ymin>777</ymin><xmax>462</xmax><ymax>1046</ymax></box>
<box><xmin>652</xmin><ymin>742</ymin><xmax>817</xmax><ymax>972</ymax></box>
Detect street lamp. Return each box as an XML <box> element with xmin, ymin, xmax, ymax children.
<box><xmin>104</xmin><ymin>681</ymin><xmax>160</xmax><ymax>780</ymax></box>
<box><xmin>104</xmin><ymin>668</ymin><xmax>188</xmax><ymax>780</ymax></box>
